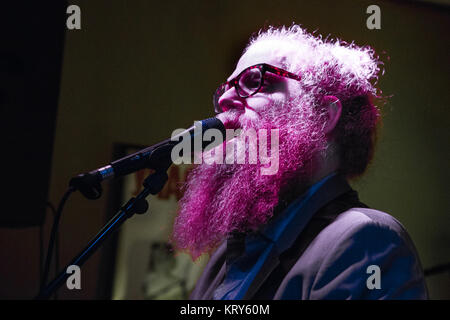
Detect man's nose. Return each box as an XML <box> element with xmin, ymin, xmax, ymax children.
<box><xmin>218</xmin><ymin>86</ymin><xmax>246</xmax><ymax>112</ymax></box>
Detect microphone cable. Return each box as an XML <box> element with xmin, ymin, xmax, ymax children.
<box><xmin>41</xmin><ymin>202</ymin><xmax>59</xmax><ymax>299</ymax></box>
<box><xmin>40</xmin><ymin>187</ymin><xmax>76</xmax><ymax>295</ymax></box>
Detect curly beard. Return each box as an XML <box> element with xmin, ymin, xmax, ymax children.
<box><xmin>171</xmin><ymin>95</ymin><xmax>328</xmax><ymax>259</ymax></box>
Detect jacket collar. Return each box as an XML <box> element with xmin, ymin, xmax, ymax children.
<box><xmin>242</xmin><ymin>172</ymin><xmax>352</xmax><ymax>299</ymax></box>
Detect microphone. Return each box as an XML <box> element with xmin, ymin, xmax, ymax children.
<box><xmin>69</xmin><ymin>117</ymin><xmax>226</xmax><ymax>199</ymax></box>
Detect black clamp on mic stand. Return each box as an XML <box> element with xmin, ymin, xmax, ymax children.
<box><xmin>36</xmin><ymin>169</ymin><xmax>169</xmax><ymax>300</ymax></box>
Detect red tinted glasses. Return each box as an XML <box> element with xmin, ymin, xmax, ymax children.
<box><xmin>213</xmin><ymin>63</ymin><xmax>301</xmax><ymax>113</ymax></box>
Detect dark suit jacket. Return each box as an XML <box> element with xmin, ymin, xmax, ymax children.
<box><xmin>190</xmin><ymin>174</ymin><xmax>429</xmax><ymax>300</ymax></box>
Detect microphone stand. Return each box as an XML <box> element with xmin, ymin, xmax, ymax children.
<box><xmin>36</xmin><ymin>169</ymin><xmax>169</xmax><ymax>300</ymax></box>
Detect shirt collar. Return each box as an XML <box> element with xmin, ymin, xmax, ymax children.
<box><xmin>257</xmin><ymin>172</ymin><xmax>338</xmax><ymax>243</ymax></box>
<box><xmin>225</xmin><ymin>172</ymin><xmax>339</xmax><ymax>262</ymax></box>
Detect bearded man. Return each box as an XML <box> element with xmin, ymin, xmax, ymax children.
<box><xmin>171</xmin><ymin>25</ymin><xmax>428</xmax><ymax>300</ymax></box>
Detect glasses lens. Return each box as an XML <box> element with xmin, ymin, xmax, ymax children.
<box><xmin>237</xmin><ymin>67</ymin><xmax>262</xmax><ymax>97</ymax></box>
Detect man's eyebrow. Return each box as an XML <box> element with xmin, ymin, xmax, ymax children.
<box><xmin>227</xmin><ymin>70</ymin><xmax>241</xmax><ymax>82</ymax></box>
<box><xmin>226</xmin><ymin>65</ymin><xmax>244</xmax><ymax>82</ymax></box>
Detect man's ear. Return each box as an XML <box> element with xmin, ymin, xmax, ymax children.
<box><xmin>322</xmin><ymin>95</ymin><xmax>342</xmax><ymax>135</ymax></box>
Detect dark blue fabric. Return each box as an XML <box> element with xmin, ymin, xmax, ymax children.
<box><xmin>189</xmin><ymin>173</ymin><xmax>429</xmax><ymax>300</ymax></box>
<box><xmin>212</xmin><ymin>173</ymin><xmax>337</xmax><ymax>300</ymax></box>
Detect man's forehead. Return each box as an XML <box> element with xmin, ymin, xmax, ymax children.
<box><xmin>227</xmin><ymin>41</ymin><xmax>291</xmax><ymax>81</ymax></box>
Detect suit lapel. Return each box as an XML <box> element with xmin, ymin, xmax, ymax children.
<box><xmin>243</xmin><ymin>174</ymin><xmax>351</xmax><ymax>299</ymax></box>
<box><xmin>242</xmin><ymin>248</ymin><xmax>280</xmax><ymax>299</ymax></box>
<box><xmin>189</xmin><ymin>242</ymin><xmax>227</xmax><ymax>300</ymax></box>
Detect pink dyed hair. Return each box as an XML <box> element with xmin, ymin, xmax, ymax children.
<box><xmin>246</xmin><ymin>25</ymin><xmax>386</xmax><ymax>179</ymax></box>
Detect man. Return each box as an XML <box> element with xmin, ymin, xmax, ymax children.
<box><xmin>171</xmin><ymin>25</ymin><xmax>428</xmax><ymax>299</ymax></box>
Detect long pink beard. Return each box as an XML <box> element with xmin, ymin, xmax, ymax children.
<box><xmin>171</xmin><ymin>98</ymin><xmax>327</xmax><ymax>259</ymax></box>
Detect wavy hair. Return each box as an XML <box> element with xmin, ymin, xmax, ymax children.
<box><xmin>246</xmin><ymin>24</ymin><xmax>386</xmax><ymax>179</ymax></box>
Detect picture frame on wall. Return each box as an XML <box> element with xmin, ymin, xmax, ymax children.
<box><xmin>98</xmin><ymin>143</ymin><xmax>208</xmax><ymax>300</ymax></box>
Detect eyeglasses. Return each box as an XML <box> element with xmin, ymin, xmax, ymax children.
<box><xmin>213</xmin><ymin>63</ymin><xmax>301</xmax><ymax>113</ymax></box>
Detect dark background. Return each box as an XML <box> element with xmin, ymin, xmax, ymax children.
<box><xmin>0</xmin><ymin>0</ymin><xmax>449</xmax><ymax>299</ymax></box>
